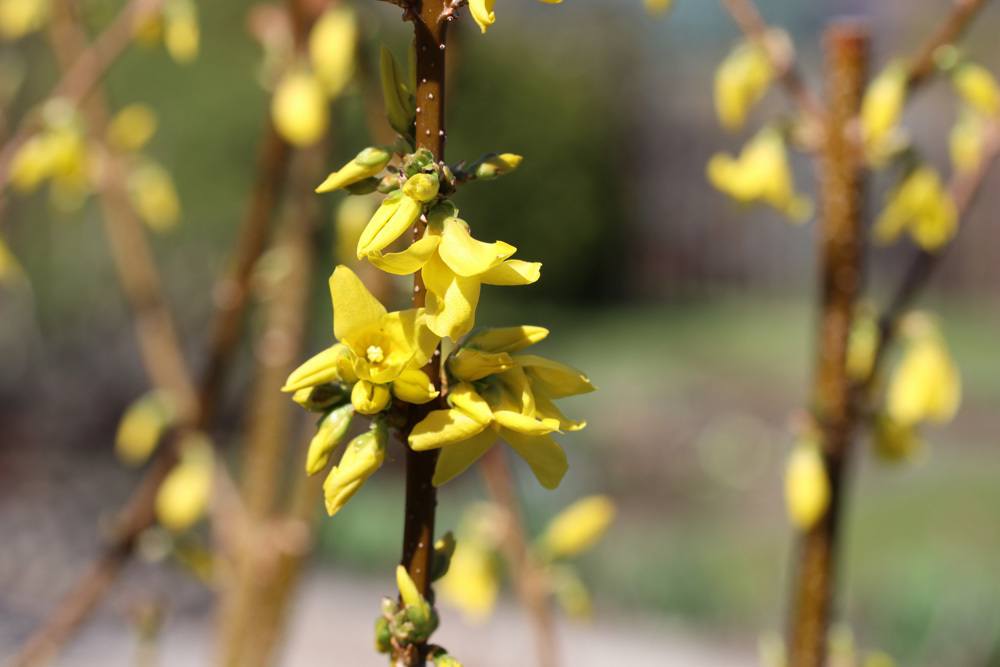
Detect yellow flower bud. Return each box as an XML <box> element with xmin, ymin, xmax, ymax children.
<box><xmin>953</xmin><ymin>63</ymin><xmax>1000</xmax><ymax>117</ymax></box>
<box><xmin>873</xmin><ymin>415</ymin><xmax>923</xmax><ymax>462</ymax></box>
<box><xmin>9</xmin><ymin>135</ymin><xmax>53</xmax><ymax>193</ymax></box>
<box><xmin>309</xmin><ymin>7</ymin><xmax>357</xmax><ymax>98</ymax></box>
<box><xmin>0</xmin><ymin>0</ymin><xmax>48</xmax><ymax>40</ymax></box>
<box><xmin>306</xmin><ymin>403</ymin><xmax>354</xmax><ymax>476</ymax></box>
<box><xmin>440</xmin><ymin>541</ymin><xmax>498</xmax><ymax>621</ymax></box>
<box><xmin>396</xmin><ymin>564</ymin><xmax>425</xmax><ymax>611</ymax></box>
<box><xmin>402</xmin><ymin>173</ymin><xmax>440</xmax><ymax>203</ymax></box>
<box><xmin>714</xmin><ymin>40</ymin><xmax>774</xmax><ymax>131</ymax></box>
<box><xmin>784</xmin><ymin>442</ymin><xmax>830</xmax><ymax>530</ymax></box>
<box><xmin>107</xmin><ymin>104</ymin><xmax>158</xmax><ymax>153</ymax></box>
<box><xmin>272</xmin><ymin>70</ymin><xmax>328</xmax><ymax>147</ymax></box>
<box><xmin>115</xmin><ymin>391</ymin><xmax>177</xmax><ymax>466</ymax></box>
<box><xmin>391</xmin><ymin>368</ymin><xmax>439</xmax><ymax>404</ymax></box>
<box><xmin>351</xmin><ymin>379</ymin><xmax>391</xmax><ymax>415</ymax></box>
<box><xmin>861</xmin><ymin>62</ymin><xmax>907</xmax><ymax>147</ymax></box>
<box><xmin>356</xmin><ymin>191</ymin><xmax>421</xmax><ymax>258</ymax></box>
<box><xmin>447</xmin><ymin>347</ymin><xmax>514</xmax><ymax>381</ymax></box>
<box><xmin>155</xmin><ymin>434</ymin><xmax>214</xmax><ymax>532</ymax></box>
<box><xmin>846</xmin><ymin>308</ymin><xmax>878</xmax><ymax>382</ymax></box>
<box><xmin>887</xmin><ymin>325</ymin><xmax>961</xmax><ymax>426</ymax></box>
<box><xmin>874</xmin><ymin>166</ymin><xmax>957</xmax><ymax>252</ymax></box>
<box><xmin>950</xmin><ymin>108</ymin><xmax>987</xmax><ymax>173</ymax></box>
<box><xmin>164</xmin><ymin>0</ymin><xmax>198</xmax><ymax>64</ymax></box>
<box><xmin>474</xmin><ymin>153</ymin><xmax>523</xmax><ymax>180</ymax></box>
<box><xmin>323</xmin><ymin>426</ymin><xmax>386</xmax><ymax>516</ymax></box>
<box><xmin>538</xmin><ymin>495</ymin><xmax>615</xmax><ymax>560</ymax></box>
<box><xmin>128</xmin><ymin>161</ymin><xmax>181</xmax><ymax>232</ymax></box>
<box><xmin>379</xmin><ymin>46</ymin><xmax>414</xmax><ymax>136</ymax></box>
<box><xmin>283</xmin><ymin>343</ymin><xmax>352</xmax><ymax>392</ymax></box>
<box><xmin>468</xmin><ymin>0</ymin><xmax>496</xmax><ymax>34</ymax></box>
<box><xmin>315</xmin><ymin>147</ymin><xmax>391</xmax><ymax>193</ymax></box>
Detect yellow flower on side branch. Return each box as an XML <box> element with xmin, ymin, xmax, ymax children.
<box><xmin>155</xmin><ymin>433</ymin><xmax>214</xmax><ymax>532</ymax></box>
<box><xmin>0</xmin><ymin>0</ymin><xmax>48</xmax><ymax>40</ymax></box>
<box><xmin>468</xmin><ymin>0</ymin><xmax>564</xmax><ymax>35</ymax></box>
<box><xmin>860</xmin><ymin>61</ymin><xmax>907</xmax><ymax>153</ymax></box>
<box><xmin>714</xmin><ymin>40</ymin><xmax>774</xmax><ymax>131</ymax></box>
<box><xmin>952</xmin><ymin>62</ymin><xmax>1000</xmax><ymax>117</ymax></box>
<box><xmin>873</xmin><ymin>166</ymin><xmax>957</xmax><ymax>252</ymax></box>
<box><xmin>886</xmin><ymin>314</ymin><xmax>961</xmax><ymax>427</ymax></box>
<box><xmin>309</xmin><ymin>6</ymin><xmax>357</xmax><ymax>98</ymax></box>
<box><xmin>538</xmin><ymin>495</ymin><xmax>615</xmax><ymax>559</ymax></box>
<box><xmin>272</xmin><ymin>69</ymin><xmax>328</xmax><ymax>147</ymax></box>
<box><xmin>784</xmin><ymin>440</ymin><xmax>830</xmax><ymax>530</ymax></box>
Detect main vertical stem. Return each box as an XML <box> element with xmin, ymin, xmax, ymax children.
<box><xmin>399</xmin><ymin>2</ymin><xmax>447</xmax><ymax>666</ymax></box>
<box><xmin>787</xmin><ymin>21</ymin><xmax>868</xmax><ymax>667</ymax></box>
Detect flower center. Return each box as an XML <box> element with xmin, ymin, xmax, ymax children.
<box><xmin>366</xmin><ymin>345</ymin><xmax>385</xmax><ymax>364</ymax></box>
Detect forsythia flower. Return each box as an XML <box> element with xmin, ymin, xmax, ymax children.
<box><xmin>309</xmin><ymin>6</ymin><xmax>357</xmax><ymax>97</ymax></box>
<box><xmin>707</xmin><ymin>127</ymin><xmax>812</xmax><ymax>222</ymax></box>
<box><xmin>846</xmin><ymin>306</ymin><xmax>878</xmax><ymax>382</ymax></box>
<box><xmin>872</xmin><ymin>415</ymin><xmax>923</xmax><ymax>462</ymax></box>
<box><xmin>860</xmin><ymin>61</ymin><xmax>907</xmax><ymax>149</ymax></box>
<box><xmin>115</xmin><ymin>391</ymin><xmax>177</xmax><ymax>466</ymax></box>
<box><xmin>440</xmin><ymin>503</ymin><xmax>504</xmax><ymax>620</ymax></box>
<box><xmin>886</xmin><ymin>316</ymin><xmax>961</xmax><ymax>426</ymax></box>
<box><xmin>128</xmin><ymin>161</ymin><xmax>181</xmax><ymax>232</ymax></box>
<box><xmin>369</xmin><ymin>212</ymin><xmax>541</xmax><ymax>340</ymax></box>
<box><xmin>164</xmin><ymin>0</ymin><xmax>199</xmax><ymax>64</ymax></box>
<box><xmin>315</xmin><ymin>147</ymin><xmax>392</xmax><ymax>194</ymax></box>
<box><xmin>305</xmin><ymin>403</ymin><xmax>355</xmax><ymax>475</ymax></box>
<box><xmin>272</xmin><ymin>69</ymin><xmax>328</xmax><ymax>147</ymax></box>
<box><xmin>10</xmin><ymin>124</ymin><xmax>88</xmax><ymax>195</ymax></box>
<box><xmin>352</xmin><ymin>174</ymin><xmax>438</xmax><ymax>257</ymax></box>
<box><xmin>784</xmin><ymin>440</ymin><xmax>829</xmax><ymax>530</ymax></box>
<box><xmin>469</xmin><ymin>0</ymin><xmax>563</xmax><ymax>35</ymax></box>
<box><xmin>714</xmin><ymin>40</ymin><xmax>774</xmax><ymax>131</ymax></box>
<box><xmin>473</xmin><ymin>153</ymin><xmax>523</xmax><ymax>180</ymax></box>
<box><xmin>409</xmin><ymin>325</ymin><xmax>592</xmax><ymax>489</ymax></box>
<box><xmin>873</xmin><ymin>166</ymin><xmax>957</xmax><ymax>252</ymax></box>
<box><xmin>950</xmin><ymin>108</ymin><xmax>988</xmax><ymax>173</ymax></box>
<box><xmin>155</xmin><ymin>434</ymin><xmax>214</xmax><ymax>532</ymax></box>
<box><xmin>323</xmin><ymin>423</ymin><xmax>387</xmax><ymax>516</ymax></box>
<box><xmin>952</xmin><ymin>63</ymin><xmax>1000</xmax><ymax>117</ymax></box>
<box><xmin>0</xmin><ymin>0</ymin><xmax>48</xmax><ymax>39</ymax></box>
<box><xmin>537</xmin><ymin>495</ymin><xmax>615</xmax><ymax>559</ymax></box>
<box><xmin>282</xmin><ymin>266</ymin><xmax>438</xmax><ymax>415</ymax></box>
<box><xmin>107</xmin><ymin>104</ymin><xmax>158</xmax><ymax>153</ymax></box>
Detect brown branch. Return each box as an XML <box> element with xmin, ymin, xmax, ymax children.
<box><xmin>480</xmin><ymin>449</ymin><xmax>558</xmax><ymax>667</ymax></box>
<box><xmin>787</xmin><ymin>20</ymin><xmax>869</xmax><ymax>667</ymax></box>
<box><xmin>396</xmin><ymin>2</ymin><xmax>448</xmax><ymax>665</ymax></box>
<box><xmin>905</xmin><ymin>0</ymin><xmax>992</xmax><ymax>90</ymax></box>
<box><xmin>719</xmin><ymin>0</ymin><xmax>826</xmax><ymax>124</ymax></box>
<box><xmin>0</xmin><ymin>0</ymin><xmax>164</xmax><ymax>217</ymax></box>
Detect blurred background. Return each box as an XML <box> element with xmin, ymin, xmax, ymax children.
<box><xmin>1</xmin><ymin>0</ymin><xmax>999</xmax><ymax>665</ymax></box>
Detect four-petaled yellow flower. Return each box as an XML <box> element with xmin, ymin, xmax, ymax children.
<box><xmin>282</xmin><ymin>266</ymin><xmax>438</xmax><ymax>415</ymax></box>
<box><xmin>408</xmin><ymin>325</ymin><xmax>592</xmax><ymax>489</ymax></box>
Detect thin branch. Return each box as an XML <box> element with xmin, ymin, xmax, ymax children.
<box><xmin>906</xmin><ymin>0</ymin><xmax>992</xmax><ymax>90</ymax></box>
<box><xmin>719</xmin><ymin>0</ymin><xmax>826</xmax><ymax>124</ymax></box>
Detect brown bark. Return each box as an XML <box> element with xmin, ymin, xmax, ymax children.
<box><xmin>786</xmin><ymin>21</ymin><xmax>869</xmax><ymax>667</ymax></box>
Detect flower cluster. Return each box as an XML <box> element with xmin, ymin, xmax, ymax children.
<box><xmin>283</xmin><ymin>45</ymin><xmax>592</xmax><ymax>518</ymax></box>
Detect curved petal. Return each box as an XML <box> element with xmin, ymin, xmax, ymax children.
<box><xmin>493</xmin><ymin>409</ymin><xmax>558</xmax><ymax>435</ymax></box>
<box><xmin>465</xmin><ymin>325</ymin><xmax>549</xmax><ymax>353</ymax></box>
<box><xmin>422</xmin><ymin>254</ymin><xmax>481</xmax><ymax>340</ymax></box>
<box><xmin>516</xmin><ymin>354</ymin><xmax>596</xmax><ymax>398</ymax></box>
<box><xmin>447</xmin><ymin>347</ymin><xmax>514</xmax><ymax>382</ymax></box>
<box><xmin>392</xmin><ymin>368</ymin><xmax>439</xmax><ymax>404</ymax></box>
<box><xmin>330</xmin><ymin>266</ymin><xmax>386</xmax><ymax>341</ymax></box>
<box><xmin>282</xmin><ymin>343</ymin><xmax>349</xmax><ymax>392</ymax></box>
<box><xmin>359</xmin><ymin>195</ymin><xmax>422</xmax><ymax>256</ymax></box>
<box><xmin>409</xmin><ymin>408</ymin><xmax>487</xmax><ymax>451</ymax></box>
<box><xmin>480</xmin><ymin>259</ymin><xmax>541</xmax><ymax>286</ymax></box>
<box><xmin>432</xmin><ymin>429</ymin><xmax>497</xmax><ymax>487</ymax></box>
<box><xmin>448</xmin><ymin>383</ymin><xmax>494</xmax><ymax>425</ymax></box>
<box><xmin>501</xmin><ymin>429</ymin><xmax>568</xmax><ymax>490</ymax></box>
<box><xmin>439</xmin><ymin>217</ymin><xmax>515</xmax><ymax>277</ymax></box>
<box><xmin>369</xmin><ymin>234</ymin><xmax>440</xmax><ymax>276</ymax></box>
<box><xmin>356</xmin><ymin>192</ymin><xmax>402</xmax><ymax>258</ymax></box>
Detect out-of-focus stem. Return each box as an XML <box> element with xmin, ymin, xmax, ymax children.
<box><xmin>396</xmin><ymin>2</ymin><xmax>448</xmax><ymax>666</ymax></box>
<box><xmin>480</xmin><ymin>448</ymin><xmax>557</xmax><ymax>667</ymax></box>
<box><xmin>787</xmin><ymin>20</ymin><xmax>868</xmax><ymax>667</ymax></box>
<box><xmin>905</xmin><ymin>0</ymin><xmax>992</xmax><ymax>90</ymax></box>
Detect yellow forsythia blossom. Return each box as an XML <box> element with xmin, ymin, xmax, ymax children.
<box><xmin>272</xmin><ymin>70</ymin><xmax>328</xmax><ymax>147</ymax></box>
<box><xmin>0</xmin><ymin>0</ymin><xmax>48</xmax><ymax>39</ymax></box>
<box><xmin>107</xmin><ymin>104</ymin><xmax>158</xmax><ymax>153</ymax></box>
<box><xmin>714</xmin><ymin>40</ymin><xmax>774</xmax><ymax>131</ymax></box>
<box><xmin>164</xmin><ymin>0</ymin><xmax>198</xmax><ymax>64</ymax></box>
<box><xmin>952</xmin><ymin>63</ymin><xmax>1000</xmax><ymax>117</ymax></box>
<box><xmin>155</xmin><ymin>434</ymin><xmax>214</xmax><ymax>532</ymax></box>
<box><xmin>115</xmin><ymin>391</ymin><xmax>177</xmax><ymax>466</ymax></box>
<box><xmin>368</xmin><ymin>214</ymin><xmax>541</xmax><ymax>340</ymax></box>
<box><xmin>784</xmin><ymin>441</ymin><xmax>830</xmax><ymax>530</ymax></box>
<box><xmin>861</xmin><ymin>62</ymin><xmax>907</xmax><ymax>149</ymax></box>
<box><xmin>10</xmin><ymin>124</ymin><xmax>88</xmax><ymax>195</ymax></box>
<box><xmin>322</xmin><ymin>424</ymin><xmax>386</xmax><ymax>516</ymax></box>
<box><xmin>409</xmin><ymin>325</ymin><xmax>592</xmax><ymax>489</ymax></box>
<box><xmin>644</xmin><ymin>0</ymin><xmax>673</xmax><ymax>16</ymax></box>
<box><xmin>282</xmin><ymin>266</ymin><xmax>438</xmax><ymax>415</ymax></box>
<box><xmin>305</xmin><ymin>403</ymin><xmax>354</xmax><ymax>475</ymax></box>
<box><xmin>887</xmin><ymin>319</ymin><xmax>961</xmax><ymax>426</ymax></box>
<box><xmin>707</xmin><ymin>127</ymin><xmax>812</xmax><ymax>222</ymax></box>
<box><xmin>128</xmin><ymin>161</ymin><xmax>181</xmax><ymax>232</ymax></box>
<box><xmin>846</xmin><ymin>306</ymin><xmax>878</xmax><ymax>382</ymax></box>
<box><xmin>873</xmin><ymin>415</ymin><xmax>923</xmax><ymax>463</ymax></box>
<box><xmin>474</xmin><ymin>153</ymin><xmax>522</xmax><ymax>180</ymax></box>
<box><xmin>469</xmin><ymin>0</ymin><xmax>562</xmax><ymax>35</ymax></box>
<box><xmin>440</xmin><ymin>539</ymin><xmax>500</xmax><ymax>621</ymax></box>
<box><xmin>309</xmin><ymin>7</ymin><xmax>357</xmax><ymax>98</ymax></box>
<box><xmin>538</xmin><ymin>495</ymin><xmax>615</xmax><ymax>559</ymax></box>
<box><xmin>316</xmin><ymin>147</ymin><xmax>391</xmax><ymax>194</ymax></box>
<box><xmin>873</xmin><ymin>166</ymin><xmax>957</xmax><ymax>252</ymax></box>
<box><xmin>950</xmin><ymin>108</ymin><xmax>987</xmax><ymax>173</ymax></box>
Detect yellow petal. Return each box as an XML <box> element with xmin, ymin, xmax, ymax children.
<box><xmin>115</xmin><ymin>391</ymin><xmax>176</xmax><ymax>466</ymax></box>
<box><xmin>715</xmin><ymin>40</ymin><xmax>773</xmax><ymax>131</ymax></box>
<box><xmin>164</xmin><ymin>0</ymin><xmax>198</xmax><ymax>64</ymax></box>
<box><xmin>409</xmin><ymin>408</ymin><xmax>487</xmax><ymax>451</ymax></box>
<box><xmin>316</xmin><ymin>147</ymin><xmax>390</xmax><ymax>193</ymax></box>
<box><xmin>439</xmin><ymin>217</ymin><xmax>514</xmax><ymax>277</ymax></box>
<box><xmin>283</xmin><ymin>343</ymin><xmax>350</xmax><ymax>392</ymax></box>
<box><xmin>439</xmin><ymin>540</ymin><xmax>499</xmax><ymax>620</ymax></box>
<box><xmin>368</xmin><ymin>234</ymin><xmax>440</xmax><ymax>275</ymax></box>
<box><xmin>887</xmin><ymin>335</ymin><xmax>961</xmax><ymax>425</ymax></box>
<box><xmin>155</xmin><ymin>434</ymin><xmax>214</xmax><ymax>532</ymax></box>
<box><xmin>861</xmin><ymin>62</ymin><xmax>907</xmax><ymax>146</ymax></box>
<box><xmin>351</xmin><ymin>380</ymin><xmax>391</xmax><ymax>415</ymax></box>
<box><xmin>107</xmin><ymin>104</ymin><xmax>158</xmax><ymax>153</ymax></box>
<box><xmin>271</xmin><ymin>70</ymin><xmax>327</xmax><ymax>147</ymax></box>
<box><xmin>448</xmin><ymin>383</ymin><xmax>494</xmax><ymax>425</ymax></box>
<box><xmin>359</xmin><ymin>195</ymin><xmax>422</xmax><ymax>256</ymax></box>
<box><xmin>432</xmin><ymin>429</ymin><xmax>497</xmax><ymax>487</ymax></box>
<box><xmin>784</xmin><ymin>442</ymin><xmax>830</xmax><ymax>530</ymax></box>
<box><xmin>500</xmin><ymin>429</ymin><xmax>568</xmax><ymax>490</ymax></box>
<box><xmin>534</xmin><ymin>392</ymin><xmax>586</xmax><ymax>432</ymax></box>
<box><xmin>953</xmin><ymin>63</ymin><xmax>1000</xmax><ymax>117</ymax></box>
<box><xmin>330</xmin><ymin>265</ymin><xmax>387</xmax><ymax>341</ymax></box>
<box><xmin>422</xmin><ymin>253</ymin><xmax>481</xmax><ymax>340</ymax></box>
<box><xmin>539</xmin><ymin>495</ymin><xmax>616</xmax><ymax>559</ymax></box>
<box><xmin>493</xmin><ymin>409</ymin><xmax>558</xmax><ymax>435</ymax></box>
<box><xmin>468</xmin><ymin>0</ymin><xmax>495</xmax><ymax>33</ymax></box>
<box><xmin>128</xmin><ymin>161</ymin><xmax>180</xmax><ymax>232</ymax></box>
<box><xmin>402</xmin><ymin>173</ymin><xmax>440</xmax><ymax>203</ymax></box>
<box><xmin>479</xmin><ymin>259</ymin><xmax>541</xmax><ymax>286</ymax></box>
<box><xmin>323</xmin><ymin>427</ymin><xmax>386</xmax><ymax>516</ymax></box>
<box><xmin>516</xmin><ymin>354</ymin><xmax>595</xmax><ymax>398</ymax></box>
<box><xmin>447</xmin><ymin>347</ymin><xmax>514</xmax><ymax>382</ymax></box>
<box><xmin>306</xmin><ymin>404</ymin><xmax>354</xmax><ymax>475</ymax></box>
<box><xmin>0</xmin><ymin>0</ymin><xmax>48</xmax><ymax>39</ymax></box>
<box><xmin>308</xmin><ymin>7</ymin><xmax>357</xmax><ymax>97</ymax></box>
<box><xmin>464</xmin><ymin>325</ymin><xmax>549</xmax><ymax>353</ymax></box>
<box><xmin>392</xmin><ymin>368</ymin><xmax>439</xmax><ymax>404</ymax></box>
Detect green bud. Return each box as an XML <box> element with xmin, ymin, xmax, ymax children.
<box><xmin>402</xmin><ymin>173</ymin><xmax>439</xmax><ymax>203</ymax></box>
<box><xmin>474</xmin><ymin>153</ymin><xmax>523</xmax><ymax>180</ymax></box>
<box><xmin>426</xmin><ymin>201</ymin><xmax>458</xmax><ymax>229</ymax></box>
<box><xmin>305</xmin><ymin>403</ymin><xmax>355</xmax><ymax>476</ymax></box>
<box><xmin>374</xmin><ymin>616</ymin><xmax>391</xmax><ymax>654</ymax></box>
<box><xmin>430</xmin><ymin>532</ymin><xmax>456</xmax><ymax>582</ymax></box>
<box><xmin>292</xmin><ymin>383</ymin><xmax>348</xmax><ymax>412</ymax></box>
<box><xmin>355</xmin><ymin>146</ymin><xmax>392</xmax><ymax>168</ymax></box>
<box><xmin>403</xmin><ymin>148</ymin><xmax>436</xmax><ymax>176</ymax></box>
